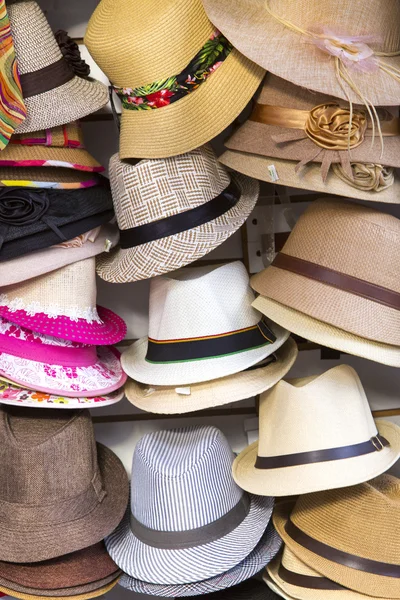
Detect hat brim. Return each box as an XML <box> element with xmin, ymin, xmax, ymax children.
<box><xmin>0</xmin><ymin>346</ymin><xmax>127</xmax><ymax>398</ymax></box>
<box><xmin>251</xmin><ymin>296</ymin><xmax>400</xmax><ymax>367</ymax></box>
<box><xmin>118</xmin><ymin>50</ymin><xmax>264</xmax><ymax>160</ymax></box>
<box><xmin>0</xmin><ymin>167</ymin><xmax>101</xmax><ymax>190</ymax></box>
<box><xmin>15</xmin><ymin>77</ymin><xmax>109</xmax><ymax>135</ymax></box>
<box><xmin>124</xmin><ymin>336</ymin><xmax>297</xmax><ymax>413</ymax></box>
<box><xmin>219</xmin><ymin>150</ymin><xmax>400</xmax><ymax>204</ymax></box>
<box><xmin>0</xmin><ymin>145</ymin><xmax>103</xmax><ymax>172</ymax></box>
<box><xmin>0</xmin><ymin>577</ymin><xmax>119</xmax><ymax>600</ymax></box>
<box><xmin>0</xmin><ymin>443</ymin><xmax>129</xmax><ymax>563</ymax></box>
<box><xmin>119</xmin><ymin>522</ymin><xmax>282</xmax><ymax>596</ymax></box>
<box><xmin>0</xmin><ymin>573</ymin><xmax>119</xmax><ymax>598</ymax></box>
<box><xmin>96</xmin><ymin>173</ymin><xmax>259</xmax><ymax>283</ymax></box>
<box><xmin>121</xmin><ymin>319</ymin><xmax>289</xmax><ymax>386</ymax></box>
<box><xmin>233</xmin><ymin>419</ymin><xmax>400</xmax><ymax>496</ymax></box>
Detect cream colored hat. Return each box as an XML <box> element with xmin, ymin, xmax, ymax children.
<box><xmin>233</xmin><ymin>365</ymin><xmax>400</xmax><ymax>496</ymax></box>
<box><xmin>84</xmin><ymin>0</ymin><xmax>265</xmax><ymax>159</ymax></box>
<box><xmin>124</xmin><ymin>336</ymin><xmax>297</xmax><ymax>414</ymax></box>
<box><xmin>122</xmin><ymin>261</ymin><xmax>290</xmax><ymax>386</ymax></box>
<box><xmin>201</xmin><ymin>0</ymin><xmax>400</xmax><ymax>106</ymax></box>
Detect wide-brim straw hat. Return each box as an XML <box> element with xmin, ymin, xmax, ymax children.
<box><xmin>85</xmin><ymin>0</ymin><xmax>265</xmax><ymax>159</ymax></box>
<box><xmin>97</xmin><ymin>147</ymin><xmax>259</xmax><ymax>283</ymax></box>
<box><xmin>1</xmin><ymin>223</ymin><xmax>119</xmax><ymax>287</ymax></box>
<box><xmin>8</xmin><ymin>1</ymin><xmax>108</xmax><ymax>134</ymax></box>
<box><xmin>201</xmin><ymin>0</ymin><xmax>400</xmax><ymax>106</ymax></box>
<box><xmin>0</xmin><ymin>579</ymin><xmax>118</xmax><ymax>600</ymax></box>
<box><xmin>0</xmin><ymin>167</ymin><xmax>101</xmax><ymax>190</ymax></box>
<box><xmin>273</xmin><ymin>475</ymin><xmax>400</xmax><ymax>599</ymax></box>
<box><xmin>119</xmin><ymin>523</ymin><xmax>282</xmax><ymax>597</ymax></box>
<box><xmin>124</xmin><ymin>336</ymin><xmax>297</xmax><ymax>414</ymax></box>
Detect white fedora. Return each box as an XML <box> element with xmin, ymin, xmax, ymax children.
<box><xmin>233</xmin><ymin>365</ymin><xmax>400</xmax><ymax>496</ymax></box>
<box><xmin>122</xmin><ymin>261</ymin><xmax>289</xmax><ymax>386</ymax></box>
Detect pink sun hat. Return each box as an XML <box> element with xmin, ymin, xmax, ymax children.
<box><xmin>0</xmin><ymin>257</ymin><xmax>127</xmax><ymax>345</ymax></box>
<box><xmin>0</xmin><ymin>316</ymin><xmax>127</xmax><ymax>397</ymax></box>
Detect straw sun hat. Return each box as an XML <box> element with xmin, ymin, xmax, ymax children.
<box><xmin>251</xmin><ymin>198</ymin><xmax>400</xmax><ymax>366</ymax></box>
<box><xmin>85</xmin><ymin>0</ymin><xmax>265</xmax><ymax>159</ymax></box>
<box><xmin>233</xmin><ymin>365</ymin><xmax>400</xmax><ymax>496</ymax></box>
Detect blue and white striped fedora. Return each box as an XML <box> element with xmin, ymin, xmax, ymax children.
<box><xmin>106</xmin><ymin>426</ymin><xmax>274</xmax><ymax>585</ymax></box>
<box><xmin>118</xmin><ymin>522</ymin><xmax>282</xmax><ymax>596</ymax></box>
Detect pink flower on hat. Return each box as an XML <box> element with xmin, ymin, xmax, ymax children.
<box><xmin>146</xmin><ymin>89</ymin><xmax>174</xmax><ymax>108</ymax></box>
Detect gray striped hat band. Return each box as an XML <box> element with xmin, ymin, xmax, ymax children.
<box><xmin>130</xmin><ymin>494</ymin><xmax>251</xmax><ymax>549</ymax></box>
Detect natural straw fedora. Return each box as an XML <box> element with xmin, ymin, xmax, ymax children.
<box><xmin>233</xmin><ymin>365</ymin><xmax>400</xmax><ymax>496</ymax></box>
<box><xmin>8</xmin><ymin>1</ymin><xmax>108</xmax><ymax>133</ymax></box>
<box><xmin>85</xmin><ymin>0</ymin><xmax>265</xmax><ymax>159</ymax></box>
<box><xmin>273</xmin><ymin>474</ymin><xmax>400</xmax><ymax>598</ymax></box>
<box><xmin>122</xmin><ymin>261</ymin><xmax>289</xmax><ymax>386</ymax></box>
<box><xmin>201</xmin><ymin>0</ymin><xmax>400</xmax><ymax>106</ymax></box>
<box><xmin>251</xmin><ymin>199</ymin><xmax>400</xmax><ymax>361</ymax></box>
<box><xmin>0</xmin><ymin>407</ymin><xmax>129</xmax><ymax>563</ymax></box>
<box><xmin>106</xmin><ymin>425</ymin><xmax>274</xmax><ymax>585</ymax></box>
<box><xmin>96</xmin><ymin>146</ymin><xmax>259</xmax><ymax>283</ymax></box>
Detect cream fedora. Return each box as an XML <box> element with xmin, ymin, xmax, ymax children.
<box><xmin>122</xmin><ymin>261</ymin><xmax>289</xmax><ymax>386</ymax></box>
<box><xmin>201</xmin><ymin>0</ymin><xmax>400</xmax><ymax>106</ymax></box>
<box><xmin>233</xmin><ymin>365</ymin><xmax>400</xmax><ymax>496</ymax></box>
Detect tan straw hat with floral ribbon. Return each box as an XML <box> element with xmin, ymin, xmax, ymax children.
<box><xmin>250</xmin><ymin>199</ymin><xmax>400</xmax><ymax>365</ymax></box>
<box><xmin>233</xmin><ymin>365</ymin><xmax>400</xmax><ymax>496</ymax></box>
<box><xmin>201</xmin><ymin>0</ymin><xmax>400</xmax><ymax>108</ymax></box>
<box><xmin>273</xmin><ymin>474</ymin><xmax>400</xmax><ymax>598</ymax></box>
<box><xmin>84</xmin><ymin>0</ymin><xmax>265</xmax><ymax>159</ymax></box>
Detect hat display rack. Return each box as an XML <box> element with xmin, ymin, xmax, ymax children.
<box><xmin>0</xmin><ymin>0</ymin><xmax>400</xmax><ymax>599</ymax></box>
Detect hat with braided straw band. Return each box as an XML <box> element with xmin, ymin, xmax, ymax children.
<box><xmin>0</xmin><ymin>257</ymin><xmax>127</xmax><ymax>345</ymax></box>
<box><xmin>124</xmin><ymin>336</ymin><xmax>297</xmax><ymax>414</ymax></box>
<box><xmin>84</xmin><ymin>0</ymin><xmax>265</xmax><ymax>159</ymax></box>
<box><xmin>251</xmin><ymin>199</ymin><xmax>400</xmax><ymax>347</ymax></box>
<box><xmin>121</xmin><ymin>261</ymin><xmax>290</xmax><ymax>386</ymax></box>
<box><xmin>7</xmin><ymin>1</ymin><xmax>108</xmax><ymax>134</ymax></box>
<box><xmin>233</xmin><ymin>365</ymin><xmax>400</xmax><ymax>496</ymax></box>
<box><xmin>0</xmin><ymin>407</ymin><xmax>129</xmax><ymax>563</ymax></box>
<box><xmin>265</xmin><ymin>546</ymin><xmax>391</xmax><ymax>600</ymax></box>
<box><xmin>0</xmin><ymin>578</ymin><xmax>119</xmax><ymax>600</ymax></box>
<box><xmin>96</xmin><ymin>147</ymin><xmax>259</xmax><ymax>283</ymax></box>
<box><xmin>201</xmin><ymin>0</ymin><xmax>400</xmax><ymax>107</ymax></box>
<box><xmin>273</xmin><ymin>475</ymin><xmax>400</xmax><ymax>598</ymax></box>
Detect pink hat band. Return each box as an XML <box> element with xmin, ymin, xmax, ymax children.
<box><xmin>0</xmin><ymin>333</ymin><xmax>98</xmax><ymax>367</ymax></box>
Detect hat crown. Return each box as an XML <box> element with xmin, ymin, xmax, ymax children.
<box><xmin>281</xmin><ymin>545</ymin><xmax>322</xmax><ymax>577</ymax></box>
<box><xmin>291</xmin><ymin>474</ymin><xmax>400</xmax><ymax>563</ymax></box>
<box><xmin>8</xmin><ymin>1</ymin><xmax>63</xmax><ymax>75</ymax></box>
<box><xmin>109</xmin><ymin>146</ymin><xmax>231</xmax><ymax>230</ymax></box>
<box><xmin>131</xmin><ymin>425</ymin><xmax>243</xmax><ymax>531</ymax></box>
<box><xmin>12</xmin><ymin>122</ymin><xmax>86</xmax><ymax>149</ymax></box>
<box><xmin>257</xmin><ymin>365</ymin><xmax>378</xmax><ymax>457</ymax></box>
<box><xmin>148</xmin><ymin>262</ymin><xmax>261</xmax><ymax>341</ymax></box>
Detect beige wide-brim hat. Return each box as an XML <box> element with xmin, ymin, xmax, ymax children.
<box><xmin>219</xmin><ymin>150</ymin><xmax>400</xmax><ymax>204</ymax></box>
<box><xmin>124</xmin><ymin>336</ymin><xmax>297</xmax><ymax>414</ymax></box>
<box><xmin>201</xmin><ymin>0</ymin><xmax>400</xmax><ymax>106</ymax></box>
<box><xmin>252</xmin><ymin>296</ymin><xmax>400</xmax><ymax>367</ymax></box>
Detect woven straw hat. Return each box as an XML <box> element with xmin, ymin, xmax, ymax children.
<box><xmin>0</xmin><ymin>258</ymin><xmax>127</xmax><ymax>345</ymax></box>
<box><xmin>124</xmin><ymin>336</ymin><xmax>297</xmax><ymax>414</ymax></box>
<box><xmin>8</xmin><ymin>1</ymin><xmax>108</xmax><ymax>133</ymax></box>
<box><xmin>106</xmin><ymin>425</ymin><xmax>274</xmax><ymax>584</ymax></box>
<box><xmin>251</xmin><ymin>199</ymin><xmax>400</xmax><ymax>348</ymax></box>
<box><xmin>273</xmin><ymin>474</ymin><xmax>400</xmax><ymax>598</ymax></box>
<box><xmin>0</xmin><ymin>579</ymin><xmax>118</xmax><ymax>600</ymax></box>
<box><xmin>0</xmin><ymin>167</ymin><xmax>101</xmax><ymax>190</ymax></box>
<box><xmin>84</xmin><ymin>0</ymin><xmax>265</xmax><ymax>159</ymax></box>
<box><xmin>122</xmin><ymin>261</ymin><xmax>289</xmax><ymax>386</ymax></box>
<box><xmin>0</xmin><ymin>574</ymin><xmax>119</xmax><ymax>599</ymax></box>
<box><xmin>201</xmin><ymin>0</ymin><xmax>400</xmax><ymax>106</ymax></box>
<box><xmin>0</xmin><ymin>407</ymin><xmax>129</xmax><ymax>563</ymax></box>
<box><xmin>233</xmin><ymin>365</ymin><xmax>400</xmax><ymax>496</ymax></box>
<box><xmin>97</xmin><ymin>147</ymin><xmax>259</xmax><ymax>283</ymax></box>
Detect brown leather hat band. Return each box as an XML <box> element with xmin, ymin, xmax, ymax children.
<box><xmin>285</xmin><ymin>520</ymin><xmax>400</xmax><ymax>578</ymax></box>
<box><xmin>255</xmin><ymin>434</ymin><xmax>389</xmax><ymax>469</ymax></box>
<box><xmin>20</xmin><ymin>58</ymin><xmax>75</xmax><ymax>99</ymax></box>
<box><xmin>278</xmin><ymin>564</ymin><xmax>346</xmax><ymax>590</ymax></box>
<box><xmin>272</xmin><ymin>252</ymin><xmax>400</xmax><ymax>311</ymax></box>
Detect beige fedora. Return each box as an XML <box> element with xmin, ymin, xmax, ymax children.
<box><xmin>233</xmin><ymin>365</ymin><xmax>400</xmax><ymax>496</ymax></box>
<box><xmin>124</xmin><ymin>336</ymin><xmax>297</xmax><ymax>414</ymax></box>
<box><xmin>85</xmin><ymin>0</ymin><xmax>265</xmax><ymax>159</ymax></box>
<box><xmin>273</xmin><ymin>475</ymin><xmax>400</xmax><ymax>598</ymax></box>
<box><xmin>201</xmin><ymin>0</ymin><xmax>400</xmax><ymax>106</ymax></box>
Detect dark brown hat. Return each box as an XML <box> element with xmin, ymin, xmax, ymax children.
<box><xmin>0</xmin><ymin>407</ymin><xmax>129</xmax><ymax>563</ymax></box>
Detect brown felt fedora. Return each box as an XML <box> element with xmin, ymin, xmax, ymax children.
<box><xmin>0</xmin><ymin>407</ymin><xmax>129</xmax><ymax>563</ymax></box>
